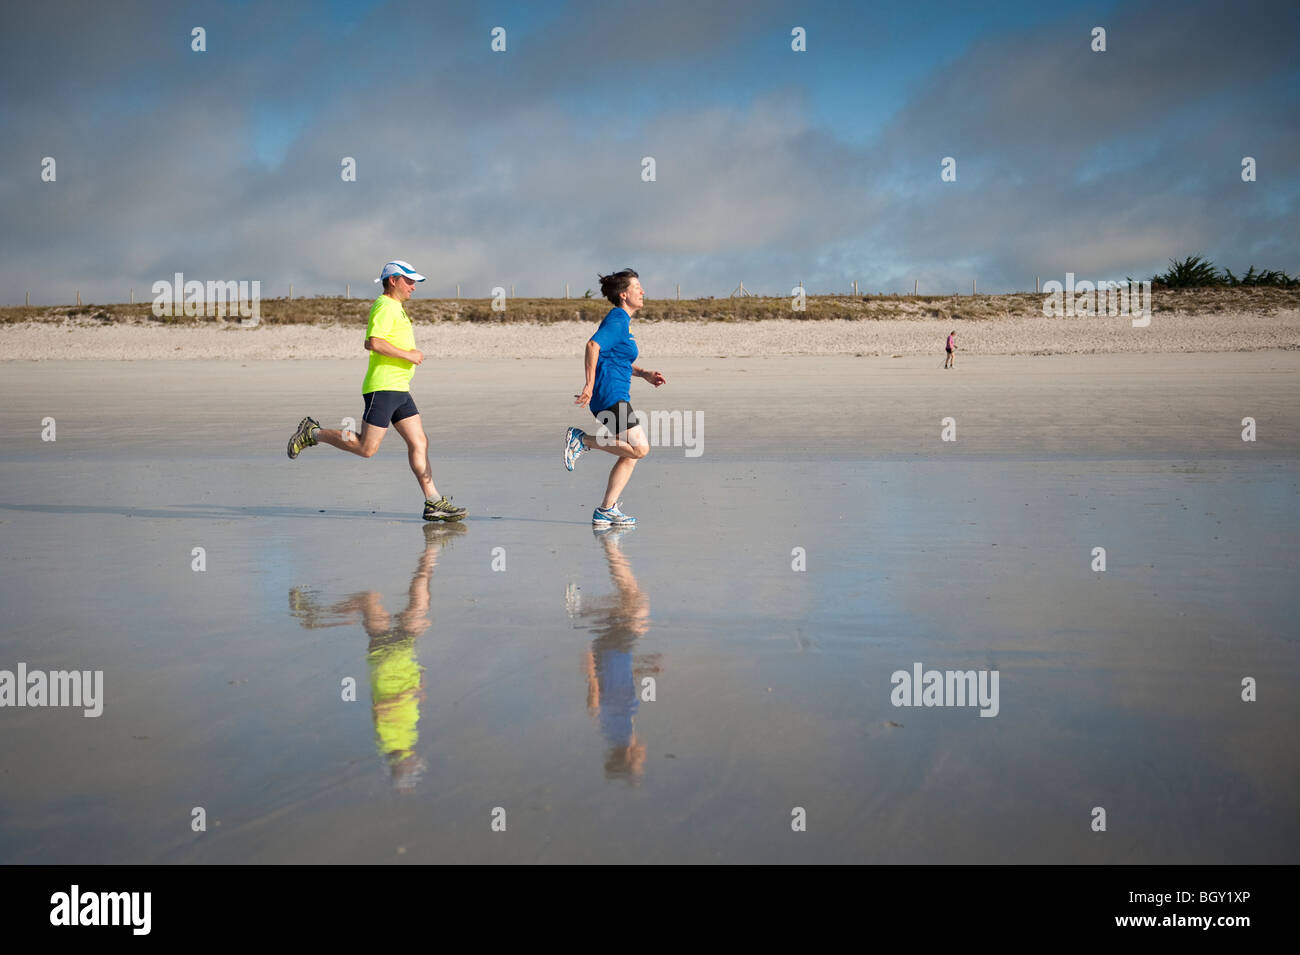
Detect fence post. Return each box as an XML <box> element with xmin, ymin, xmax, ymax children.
<box><xmin>511</xmin><ymin>284</ymin><xmax>515</xmax><ymax>298</ymax></box>
<box><xmin>676</xmin><ymin>284</ymin><xmax>680</xmax><ymax>300</ymax></box>
<box><xmin>913</xmin><ymin>279</ymin><xmax>918</xmax><ymax>296</ymax></box>
<box><xmin>346</xmin><ymin>283</ymin><xmax>350</xmax><ymax>299</ymax></box>
<box><xmin>26</xmin><ymin>291</ymin><xmax>30</xmax><ymax>306</ymax></box>
<box><xmin>456</xmin><ymin>284</ymin><xmax>460</xmax><ymax>299</ymax></box>
<box><xmin>289</xmin><ymin>282</ymin><xmax>293</xmax><ymax>300</ymax></box>
<box><xmin>77</xmin><ymin>290</ymin><xmax>81</xmax><ymax>306</ymax></box>
<box><xmin>130</xmin><ymin>289</ymin><xmax>134</xmax><ymax>304</ymax></box>
<box><xmin>972</xmin><ymin>279</ymin><xmax>976</xmax><ymax>296</ymax></box>
<box><xmin>565</xmin><ymin>283</ymin><xmax>569</xmax><ymax>299</ymax></box>
<box><xmin>1035</xmin><ymin>276</ymin><xmax>1040</xmax><ymax>293</ymax></box>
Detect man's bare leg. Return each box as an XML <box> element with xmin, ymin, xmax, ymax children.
<box><xmin>316</xmin><ymin>421</ymin><xmax>386</xmax><ymax>458</ymax></box>
<box><xmin>392</xmin><ymin>414</ymin><xmax>439</xmax><ymax>500</ymax></box>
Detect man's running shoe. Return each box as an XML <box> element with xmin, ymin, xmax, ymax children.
<box><xmin>287</xmin><ymin>586</ymin><xmax>322</xmax><ymax>627</ymax></box>
<box><xmin>424</xmin><ymin>495</ymin><xmax>467</xmax><ymax>522</ymax></box>
<box><xmin>287</xmin><ymin>416</ymin><xmax>320</xmax><ymax>459</ymax></box>
<box><xmin>423</xmin><ymin>520</ymin><xmax>468</xmax><ymax>542</ymax></box>
<box><xmin>565</xmin><ymin>427</ymin><xmax>587</xmax><ymax>471</ymax></box>
<box><xmin>592</xmin><ymin>502</ymin><xmax>636</xmax><ymax>527</ymax></box>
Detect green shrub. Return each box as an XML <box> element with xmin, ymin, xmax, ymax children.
<box><xmin>1153</xmin><ymin>255</ymin><xmax>1224</xmax><ymax>288</ymax></box>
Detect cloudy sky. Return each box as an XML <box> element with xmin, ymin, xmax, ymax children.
<box><xmin>2</xmin><ymin>0</ymin><xmax>1297</xmax><ymax>304</ymax></box>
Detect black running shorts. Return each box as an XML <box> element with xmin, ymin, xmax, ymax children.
<box><xmin>591</xmin><ymin>400</ymin><xmax>641</xmax><ymax>435</ymax></box>
<box><xmin>362</xmin><ymin>390</ymin><xmax>419</xmax><ymax>427</ymax></box>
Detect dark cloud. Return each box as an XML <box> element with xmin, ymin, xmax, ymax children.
<box><xmin>1</xmin><ymin>0</ymin><xmax>1296</xmax><ymax>303</ymax></box>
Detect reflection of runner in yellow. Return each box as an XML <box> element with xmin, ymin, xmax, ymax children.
<box><xmin>569</xmin><ymin>527</ymin><xmax>660</xmax><ymax>783</ymax></box>
<box><xmin>368</xmin><ymin>629</ymin><xmax>423</xmax><ymax>777</ymax></box>
<box><xmin>287</xmin><ymin>522</ymin><xmax>465</xmax><ymax>790</ymax></box>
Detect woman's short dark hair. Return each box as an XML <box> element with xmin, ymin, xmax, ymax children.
<box><xmin>598</xmin><ymin>269</ymin><xmax>639</xmax><ymax>307</ymax></box>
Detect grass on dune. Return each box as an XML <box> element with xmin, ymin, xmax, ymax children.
<box><xmin>4</xmin><ymin>286</ymin><xmax>1300</xmax><ymax>326</ymax></box>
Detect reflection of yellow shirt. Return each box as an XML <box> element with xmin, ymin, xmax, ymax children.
<box><xmin>362</xmin><ymin>296</ymin><xmax>416</xmax><ymax>394</ymax></box>
<box><xmin>368</xmin><ymin>634</ymin><xmax>422</xmax><ymax>762</ymax></box>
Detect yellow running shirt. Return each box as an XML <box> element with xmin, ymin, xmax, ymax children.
<box><xmin>362</xmin><ymin>295</ymin><xmax>416</xmax><ymax>394</ymax></box>
<box><xmin>368</xmin><ymin>634</ymin><xmax>423</xmax><ymax>765</ymax></box>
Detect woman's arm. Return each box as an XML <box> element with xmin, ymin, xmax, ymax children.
<box><xmin>632</xmin><ymin>364</ymin><xmax>667</xmax><ymax>386</ymax></box>
<box><xmin>575</xmin><ymin>340</ymin><xmax>600</xmax><ymax>406</ymax></box>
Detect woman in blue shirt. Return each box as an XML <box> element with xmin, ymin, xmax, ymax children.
<box><xmin>565</xmin><ymin>269</ymin><xmax>667</xmax><ymax>526</ymax></box>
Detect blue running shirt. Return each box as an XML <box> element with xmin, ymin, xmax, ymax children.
<box><xmin>589</xmin><ymin>307</ymin><xmax>639</xmax><ymax>413</ymax></box>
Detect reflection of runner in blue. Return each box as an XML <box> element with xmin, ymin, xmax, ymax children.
<box><xmin>564</xmin><ymin>269</ymin><xmax>666</xmax><ymax>527</ymax></box>
<box><xmin>570</xmin><ymin>527</ymin><xmax>660</xmax><ymax>782</ymax></box>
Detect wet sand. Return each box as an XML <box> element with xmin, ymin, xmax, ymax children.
<box><xmin>0</xmin><ymin>354</ymin><xmax>1297</xmax><ymax>862</ymax></box>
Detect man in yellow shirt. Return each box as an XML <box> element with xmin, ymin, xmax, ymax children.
<box><xmin>287</xmin><ymin>260</ymin><xmax>466</xmax><ymax>522</ymax></box>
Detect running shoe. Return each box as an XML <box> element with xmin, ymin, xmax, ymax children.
<box><xmin>564</xmin><ymin>427</ymin><xmax>587</xmax><ymax>471</ymax></box>
<box><xmin>423</xmin><ymin>495</ymin><xmax>467</xmax><ymax>522</ymax></box>
<box><xmin>423</xmin><ymin>520</ymin><xmax>468</xmax><ymax>543</ymax></box>
<box><xmin>592</xmin><ymin>502</ymin><xmax>636</xmax><ymax>527</ymax></box>
<box><xmin>287</xmin><ymin>587</ymin><xmax>322</xmax><ymax>627</ymax></box>
<box><xmin>287</xmin><ymin>416</ymin><xmax>320</xmax><ymax>459</ymax></box>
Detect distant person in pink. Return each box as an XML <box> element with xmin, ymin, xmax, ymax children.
<box><xmin>944</xmin><ymin>330</ymin><xmax>958</xmax><ymax>369</ymax></box>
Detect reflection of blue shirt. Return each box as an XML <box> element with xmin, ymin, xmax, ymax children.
<box><xmin>589</xmin><ymin>308</ymin><xmax>638</xmax><ymax>414</ymax></box>
<box><xmin>596</xmin><ymin>647</ymin><xmax>637</xmax><ymax>748</ymax></box>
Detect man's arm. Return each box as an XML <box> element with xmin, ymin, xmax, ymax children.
<box><xmin>368</xmin><ymin>336</ymin><xmax>423</xmax><ymax>365</ymax></box>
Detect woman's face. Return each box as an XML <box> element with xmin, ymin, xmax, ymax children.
<box><xmin>621</xmin><ymin>277</ymin><xmax>644</xmax><ymax>311</ymax></box>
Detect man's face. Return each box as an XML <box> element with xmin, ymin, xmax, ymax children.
<box><xmin>622</xmin><ymin>277</ymin><xmax>644</xmax><ymax>310</ymax></box>
<box><xmin>390</xmin><ymin>275</ymin><xmax>416</xmax><ymax>301</ymax></box>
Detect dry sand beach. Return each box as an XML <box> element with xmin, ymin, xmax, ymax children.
<box><xmin>1</xmin><ymin>312</ymin><xmax>1297</xmax><ymax>864</ymax></box>
<box><xmin>2</xmin><ymin>304</ymin><xmax>1299</xmax><ymax>361</ymax></box>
